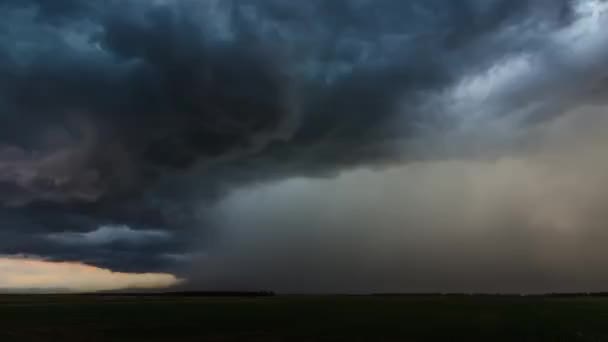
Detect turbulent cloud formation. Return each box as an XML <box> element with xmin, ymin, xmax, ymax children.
<box><xmin>0</xmin><ymin>255</ymin><xmax>182</xmax><ymax>292</ymax></box>
<box><xmin>1</xmin><ymin>0</ymin><xmax>608</xmax><ymax>292</ymax></box>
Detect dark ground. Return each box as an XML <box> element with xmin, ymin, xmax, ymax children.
<box><xmin>2</xmin><ymin>294</ymin><xmax>608</xmax><ymax>341</ymax></box>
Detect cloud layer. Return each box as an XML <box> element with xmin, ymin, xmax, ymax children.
<box><xmin>190</xmin><ymin>108</ymin><xmax>608</xmax><ymax>293</ymax></box>
<box><xmin>1</xmin><ymin>0</ymin><xmax>608</xmax><ymax>292</ymax></box>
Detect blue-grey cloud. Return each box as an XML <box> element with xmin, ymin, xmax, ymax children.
<box><xmin>46</xmin><ymin>225</ymin><xmax>171</xmax><ymax>246</ymax></box>
<box><xmin>1</xmin><ymin>0</ymin><xmax>608</xmax><ymax>282</ymax></box>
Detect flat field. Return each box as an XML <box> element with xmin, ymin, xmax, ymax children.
<box><xmin>1</xmin><ymin>294</ymin><xmax>608</xmax><ymax>341</ymax></box>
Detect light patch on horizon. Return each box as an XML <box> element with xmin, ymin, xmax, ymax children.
<box><xmin>46</xmin><ymin>225</ymin><xmax>172</xmax><ymax>246</ymax></box>
<box><xmin>0</xmin><ymin>256</ymin><xmax>183</xmax><ymax>293</ymax></box>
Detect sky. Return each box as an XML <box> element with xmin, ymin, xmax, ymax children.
<box><xmin>1</xmin><ymin>0</ymin><xmax>608</xmax><ymax>293</ymax></box>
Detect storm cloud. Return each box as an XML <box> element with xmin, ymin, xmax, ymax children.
<box><xmin>190</xmin><ymin>108</ymin><xmax>608</xmax><ymax>293</ymax></box>
<box><xmin>1</xmin><ymin>0</ymin><xmax>608</xmax><ymax>292</ymax></box>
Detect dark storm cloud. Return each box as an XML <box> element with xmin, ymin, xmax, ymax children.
<box><xmin>186</xmin><ymin>109</ymin><xmax>608</xmax><ymax>294</ymax></box>
<box><xmin>0</xmin><ymin>0</ymin><xmax>602</xmax><ymax>274</ymax></box>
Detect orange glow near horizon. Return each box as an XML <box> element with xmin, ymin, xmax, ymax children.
<box><xmin>0</xmin><ymin>256</ymin><xmax>183</xmax><ymax>292</ymax></box>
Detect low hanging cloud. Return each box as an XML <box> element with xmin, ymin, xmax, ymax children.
<box><xmin>187</xmin><ymin>107</ymin><xmax>608</xmax><ymax>294</ymax></box>
<box><xmin>46</xmin><ymin>225</ymin><xmax>172</xmax><ymax>246</ymax></box>
<box><xmin>0</xmin><ymin>255</ymin><xmax>182</xmax><ymax>292</ymax></box>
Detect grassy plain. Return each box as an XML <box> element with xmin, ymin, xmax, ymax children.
<box><xmin>1</xmin><ymin>294</ymin><xmax>608</xmax><ymax>341</ymax></box>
